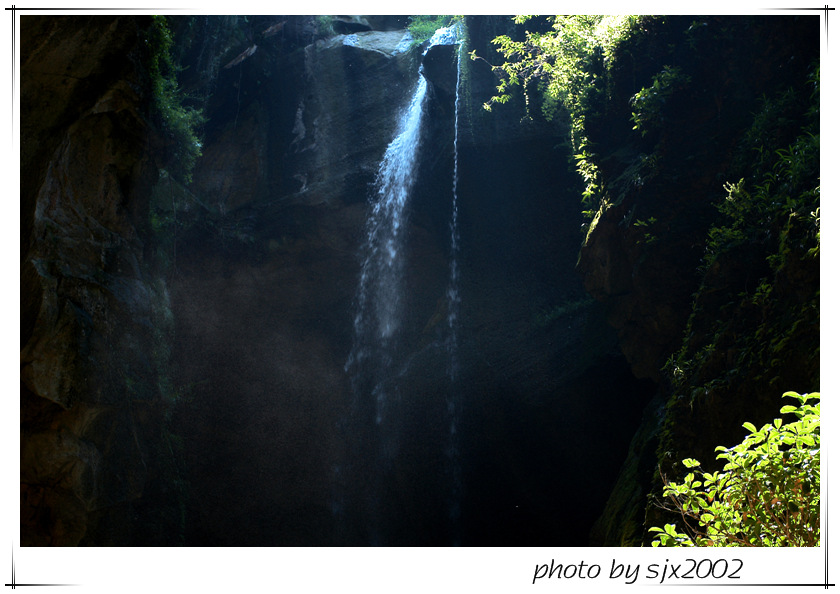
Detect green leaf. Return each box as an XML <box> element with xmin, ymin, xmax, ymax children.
<box><xmin>653</xmin><ymin>390</ymin><xmax>820</xmax><ymax>547</ymax></box>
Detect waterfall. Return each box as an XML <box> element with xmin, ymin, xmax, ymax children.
<box><xmin>340</xmin><ymin>24</ymin><xmax>463</xmax><ymax>545</ymax></box>
<box><xmin>346</xmin><ymin>23</ymin><xmax>460</xmax><ymax>424</ymax></box>
<box><xmin>345</xmin><ymin>75</ymin><xmax>428</xmax><ymax>424</ymax></box>
<box><xmin>446</xmin><ymin>34</ymin><xmax>462</xmax><ymax>383</ymax></box>
<box><xmin>445</xmin><ymin>31</ymin><xmax>463</xmax><ymax>540</ymax></box>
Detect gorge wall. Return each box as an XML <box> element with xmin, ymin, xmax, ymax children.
<box><xmin>20</xmin><ymin>15</ymin><xmax>180</xmax><ymax>544</ymax></box>
<box><xmin>20</xmin><ymin>14</ymin><xmax>819</xmax><ymax>547</ymax></box>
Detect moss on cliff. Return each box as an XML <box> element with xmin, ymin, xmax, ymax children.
<box><xmin>144</xmin><ymin>16</ymin><xmax>205</xmax><ymax>184</ymax></box>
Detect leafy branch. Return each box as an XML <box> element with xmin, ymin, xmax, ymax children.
<box><xmin>630</xmin><ymin>65</ymin><xmax>691</xmax><ymax>137</ymax></box>
<box><xmin>650</xmin><ymin>391</ymin><xmax>820</xmax><ymax>547</ymax></box>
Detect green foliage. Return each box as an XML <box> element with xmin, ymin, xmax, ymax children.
<box><xmin>471</xmin><ymin>16</ymin><xmax>645</xmax><ymax>224</ymax></box>
<box><xmin>407</xmin><ymin>15</ymin><xmax>455</xmax><ymax>47</ymax></box>
<box><xmin>633</xmin><ymin>216</ymin><xmax>659</xmax><ymax>244</ymax></box>
<box><xmin>695</xmin><ymin>135</ymin><xmax>819</xmax><ymax>288</ymax></box>
<box><xmin>147</xmin><ymin>15</ymin><xmax>205</xmax><ymax>184</ymax></box>
<box><xmin>633</xmin><ymin>216</ymin><xmax>657</xmax><ymax>227</ymax></box>
<box><xmin>650</xmin><ymin>392</ymin><xmax>820</xmax><ymax>547</ymax></box>
<box><xmin>315</xmin><ymin>15</ymin><xmax>335</xmax><ymax>37</ymax></box>
<box><xmin>665</xmin><ymin>66</ymin><xmax>819</xmax><ymax>402</ymax></box>
<box><xmin>478</xmin><ymin>16</ymin><xmax>639</xmax><ymax>123</ymax></box>
<box><xmin>630</xmin><ymin>65</ymin><xmax>691</xmax><ymax>136</ymax></box>
<box><xmin>706</xmin><ymin>128</ymin><xmax>819</xmax><ymax>272</ymax></box>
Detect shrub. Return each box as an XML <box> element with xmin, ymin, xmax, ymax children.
<box><xmin>650</xmin><ymin>391</ymin><xmax>820</xmax><ymax>546</ymax></box>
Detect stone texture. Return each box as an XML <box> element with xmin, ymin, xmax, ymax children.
<box><xmin>20</xmin><ymin>15</ymin><xmax>178</xmax><ymax>545</ymax></box>
<box><xmin>421</xmin><ymin>43</ymin><xmax>458</xmax><ymax>96</ymax></box>
<box><xmin>189</xmin><ymin>25</ymin><xmax>418</xmax><ymax>216</ymax></box>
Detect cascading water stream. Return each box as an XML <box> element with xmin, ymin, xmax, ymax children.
<box><xmin>339</xmin><ymin>24</ymin><xmax>463</xmax><ymax>545</ymax></box>
<box><xmin>345</xmin><ymin>74</ymin><xmax>428</xmax><ymax>425</ymax></box>
<box><xmin>444</xmin><ymin>29</ymin><xmax>464</xmax><ymax>541</ymax></box>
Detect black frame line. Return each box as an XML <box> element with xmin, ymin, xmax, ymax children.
<box><xmin>6</xmin><ymin>549</ymin><xmax>79</xmax><ymax>588</ymax></box>
<box><xmin>9</xmin><ymin>4</ymin><xmax>12</xmax><ymax>129</ymax></box>
<box><xmin>6</xmin><ymin>4</ymin><xmax>832</xmax><ymax>592</ymax></box>
<box><xmin>763</xmin><ymin>5</ymin><xmax>834</xmax><ymax>42</ymax></box>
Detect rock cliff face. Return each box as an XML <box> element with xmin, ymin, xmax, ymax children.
<box><xmin>191</xmin><ymin>25</ymin><xmax>420</xmax><ymax>213</ymax></box>
<box><xmin>578</xmin><ymin>16</ymin><xmax>818</xmax><ymax>384</ymax></box>
<box><xmin>20</xmin><ymin>15</ymin><xmax>180</xmax><ymax>545</ymax></box>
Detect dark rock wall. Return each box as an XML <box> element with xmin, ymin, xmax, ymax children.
<box><xmin>451</xmin><ymin>137</ymin><xmax>655</xmax><ymax>545</ymax></box>
<box><xmin>166</xmin><ymin>18</ymin><xmax>438</xmax><ymax>545</ymax></box>
<box><xmin>20</xmin><ymin>16</ymin><xmax>182</xmax><ymax>545</ymax></box>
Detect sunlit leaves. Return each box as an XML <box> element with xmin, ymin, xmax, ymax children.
<box><xmin>650</xmin><ymin>392</ymin><xmax>820</xmax><ymax>547</ymax></box>
<box><xmin>476</xmin><ymin>15</ymin><xmax>644</xmax><ymax>227</ymax></box>
<box><xmin>483</xmin><ymin>16</ymin><xmax>640</xmax><ymax>124</ymax></box>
